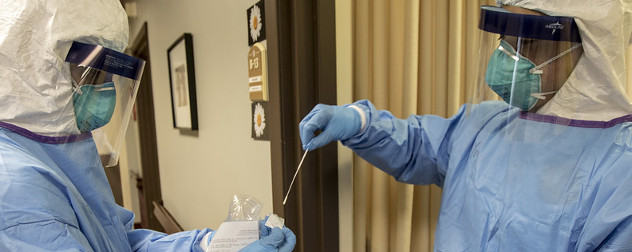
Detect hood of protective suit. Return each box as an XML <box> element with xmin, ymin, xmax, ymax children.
<box><xmin>497</xmin><ymin>0</ymin><xmax>632</xmax><ymax>121</ymax></box>
<box><xmin>0</xmin><ymin>0</ymin><xmax>128</xmax><ymax>136</ymax></box>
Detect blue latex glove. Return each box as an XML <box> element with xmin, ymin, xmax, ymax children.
<box><xmin>202</xmin><ymin>218</ymin><xmax>296</xmax><ymax>252</ymax></box>
<box><xmin>258</xmin><ymin>217</ymin><xmax>270</xmax><ymax>237</ymax></box>
<box><xmin>299</xmin><ymin>104</ymin><xmax>362</xmax><ymax>150</ymax></box>
<box><xmin>240</xmin><ymin>225</ymin><xmax>296</xmax><ymax>252</ymax></box>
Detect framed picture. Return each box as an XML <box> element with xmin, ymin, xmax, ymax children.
<box><xmin>167</xmin><ymin>33</ymin><xmax>198</xmax><ymax>130</ymax></box>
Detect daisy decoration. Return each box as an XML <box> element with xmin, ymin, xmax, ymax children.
<box><xmin>253</xmin><ymin>102</ymin><xmax>266</xmax><ymax>137</ymax></box>
<box><xmin>249</xmin><ymin>5</ymin><xmax>263</xmax><ymax>42</ymax></box>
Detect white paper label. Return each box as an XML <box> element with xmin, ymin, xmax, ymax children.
<box><xmin>265</xmin><ymin>214</ymin><xmax>285</xmax><ymax>229</ymax></box>
<box><xmin>249</xmin><ymin>85</ymin><xmax>262</xmax><ymax>92</ymax></box>
<box><xmin>206</xmin><ymin>221</ymin><xmax>259</xmax><ymax>252</ymax></box>
<box><xmin>249</xmin><ymin>76</ymin><xmax>262</xmax><ymax>83</ymax></box>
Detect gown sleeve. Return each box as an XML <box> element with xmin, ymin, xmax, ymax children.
<box><xmin>0</xmin><ymin>171</ymin><xmax>212</xmax><ymax>252</ymax></box>
<box><xmin>115</xmin><ymin>205</ymin><xmax>212</xmax><ymax>252</ymax></box>
<box><xmin>341</xmin><ymin>99</ymin><xmax>468</xmax><ymax>187</ymax></box>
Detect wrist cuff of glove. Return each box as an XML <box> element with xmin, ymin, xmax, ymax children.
<box><xmin>200</xmin><ymin>231</ymin><xmax>215</xmax><ymax>251</ymax></box>
<box><xmin>347</xmin><ymin>105</ymin><xmax>366</xmax><ymax>132</ymax></box>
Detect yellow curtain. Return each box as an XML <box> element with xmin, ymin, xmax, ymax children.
<box><xmin>352</xmin><ymin>0</ymin><xmax>495</xmax><ymax>251</ymax></box>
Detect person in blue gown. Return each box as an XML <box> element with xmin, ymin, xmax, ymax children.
<box><xmin>0</xmin><ymin>0</ymin><xmax>294</xmax><ymax>251</ymax></box>
<box><xmin>300</xmin><ymin>1</ymin><xmax>632</xmax><ymax>251</ymax></box>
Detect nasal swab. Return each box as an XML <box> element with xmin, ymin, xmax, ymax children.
<box><xmin>283</xmin><ymin>148</ymin><xmax>309</xmax><ymax>205</ymax></box>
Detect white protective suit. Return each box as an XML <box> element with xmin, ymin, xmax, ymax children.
<box><xmin>0</xmin><ymin>0</ymin><xmax>128</xmax><ymax>136</ymax></box>
<box><xmin>500</xmin><ymin>0</ymin><xmax>632</xmax><ymax>120</ymax></box>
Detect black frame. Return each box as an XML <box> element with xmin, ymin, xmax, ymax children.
<box><xmin>167</xmin><ymin>33</ymin><xmax>198</xmax><ymax>131</ymax></box>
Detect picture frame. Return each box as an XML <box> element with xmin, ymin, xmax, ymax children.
<box><xmin>167</xmin><ymin>33</ymin><xmax>198</xmax><ymax>131</ymax></box>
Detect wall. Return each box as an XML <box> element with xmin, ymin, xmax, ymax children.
<box><xmin>335</xmin><ymin>0</ymin><xmax>353</xmax><ymax>251</ymax></box>
<box><xmin>125</xmin><ymin>0</ymin><xmax>273</xmax><ymax>230</ymax></box>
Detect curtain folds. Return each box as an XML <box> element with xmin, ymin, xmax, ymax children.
<box><xmin>352</xmin><ymin>1</ymin><xmax>495</xmax><ymax>251</ymax></box>
<box><xmin>352</xmin><ymin>1</ymin><xmax>632</xmax><ymax>251</ymax></box>
<box><xmin>351</xmin><ymin>0</ymin><xmax>632</xmax><ymax>251</ymax></box>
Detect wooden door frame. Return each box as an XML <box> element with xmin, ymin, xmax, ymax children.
<box><xmin>128</xmin><ymin>22</ymin><xmax>164</xmax><ymax>232</ymax></box>
<box><xmin>266</xmin><ymin>1</ymin><xmax>339</xmax><ymax>251</ymax></box>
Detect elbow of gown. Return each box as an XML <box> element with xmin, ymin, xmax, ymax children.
<box><xmin>117</xmin><ymin>205</ymin><xmax>213</xmax><ymax>252</ymax></box>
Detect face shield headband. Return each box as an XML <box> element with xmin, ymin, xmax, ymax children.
<box><xmin>65</xmin><ymin>41</ymin><xmax>145</xmax><ymax>167</ymax></box>
<box><xmin>479</xmin><ymin>6</ymin><xmax>581</xmax><ymax>43</ymax></box>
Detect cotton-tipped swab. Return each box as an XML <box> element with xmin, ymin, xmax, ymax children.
<box><xmin>283</xmin><ymin>148</ymin><xmax>309</xmax><ymax>205</ymax></box>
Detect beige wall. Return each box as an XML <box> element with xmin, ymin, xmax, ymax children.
<box><xmin>335</xmin><ymin>0</ymin><xmax>353</xmax><ymax>251</ymax></box>
<box><xmin>124</xmin><ymin>0</ymin><xmax>273</xmax><ymax>230</ymax></box>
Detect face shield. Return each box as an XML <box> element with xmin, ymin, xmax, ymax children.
<box><xmin>65</xmin><ymin>41</ymin><xmax>145</xmax><ymax>167</ymax></box>
<box><xmin>470</xmin><ymin>6</ymin><xmax>582</xmax><ymax>114</ymax></box>
<box><xmin>453</xmin><ymin>6</ymin><xmax>618</xmax><ymax>225</ymax></box>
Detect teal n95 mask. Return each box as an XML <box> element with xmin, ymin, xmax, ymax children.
<box><xmin>485</xmin><ymin>39</ymin><xmax>581</xmax><ymax>111</ymax></box>
<box><xmin>66</xmin><ymin>41</ymin><xmax>145</xmax><ymax>167</ymax></box>
<box><xmin>73</xmin><ymin>81</ymin><xmax>117</xmax><ymax>132</ymax></box>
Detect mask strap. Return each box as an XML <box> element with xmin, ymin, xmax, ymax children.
<box><xmin>71</xmin><ymin>77</ymin><xmax>87</xmax><ymax>96</ymax></box>
<box><xmin>72</xmin><ymin>65</ymin><xmax>93</xmax><ymax>94</ymax></box>
<box><xmin>530</xmin><ymin>43</ymin><xmax>582</xmax><ymax>74</ymax></box>
<box><xmin>531</xmin><ymin>90</ymin><xmax>557</xmax><ymax>100</ymax></box>
<box><xmin>498</xmin><ymin>43</ymin><xmax>520</xmax><ymax>61</ymax></box>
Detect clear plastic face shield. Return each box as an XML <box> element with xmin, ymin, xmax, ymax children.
<box><xmin>65</xmin><ymin>41</ymin><xmax>145</xmax><ymax>167</ymax></box>
<box><xmin>458</xmin><ymin>7</ymin><xmax>597</xmax><ymax>224</ymax></box>
<box><xmin>470</xmin><ymin>6</ymin><xmax>582</xmax><ymax>114</ymax></box>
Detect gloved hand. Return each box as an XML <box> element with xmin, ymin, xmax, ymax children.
<box><xmin>240</xmin><ymin>224</ymin><xmax>296</xmax><ymax>252</ymax></box>
<box><xmin>201</xmin><ymin>218</ymin><xmax>296</xmax><ymax>252</ymax></box>
<box><xmin>299</xmin><ymin>104</ymin><xmax>362</xmax><ymax>150</ymax></box>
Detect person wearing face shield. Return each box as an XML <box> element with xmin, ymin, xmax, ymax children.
<box><xmin>0</xmin><ymin>0</ymin><xmax>295</xmax><ymax>251</ymax></box>
<box><xmin>299</xmin><ymin>0</ymin><xmax>632</xmax><ymax>251</ymax></box>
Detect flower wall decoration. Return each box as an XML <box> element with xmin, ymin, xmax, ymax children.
<box><xmin>249</xmin><ymin>5</ymin><xmax>262</xmax><ymax>42</ymax></box>
<box><xmin>246</xmin><ymin>1</ymin><xmax>266</xmax><ymax>46</ymax></box>
<box><xmin>253</xmin><ymin>102</ymin><xmax>266</xmax><ymax>137</ymax></box>
<box><xmin>251</xmin><ymin>101</ymin><xmax>269</xmax><ymax>140</ymax></box>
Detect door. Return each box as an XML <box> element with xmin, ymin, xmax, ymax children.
<box><xmin>266</xmin><ymin>1</ymin><xmax>339</xmax><ymax>251</ymax></box>
<box><xmin>127</xmin><ymin>22</ymin><xmax>165</xmax><ymax>232</ymax></box>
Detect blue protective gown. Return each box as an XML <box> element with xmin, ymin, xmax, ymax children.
<box><xmin>343</xmin><ymin>100</ymin><xmax>632</xmax><ymax>251</ymax></box>
<box><xmin>0</xmin><ymin>122</ymin><xmax>211</xmax><ymax>251</ymax></box>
